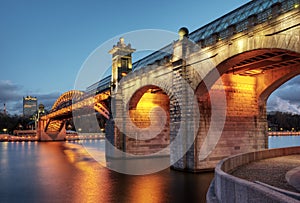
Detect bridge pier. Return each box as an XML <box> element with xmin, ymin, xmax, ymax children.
<box><xmin>194</xmin><ymin>73</ymin><xmax>267</xmax><ymax>170</ymax></box>
<box><xmin>105</xmin><ymin>37</ymin><xmax>200</xmax><ymax>172</ymax></box>
<box><xmin>38</xmin><ymin>117</ymin><xmax>67</xmax><ymax>141</ymax></box>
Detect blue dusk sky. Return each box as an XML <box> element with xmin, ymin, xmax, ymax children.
<box><xmin>0</xmin><ymin>0</ymin><xmax>299</xmax><ymax>115</ymax></box>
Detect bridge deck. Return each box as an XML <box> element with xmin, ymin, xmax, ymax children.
<box><xmin>95</xmin><ymin>0</ymin><xmax>300</xmax><ymax>92</ymax></box>
<box><xmin>132</xmin><ymin>0</ymin><xmax>300</xmax><ymax>71</ymax></box>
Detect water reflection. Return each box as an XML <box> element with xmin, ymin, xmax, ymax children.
<box><xmin>78</xmin><ymin>140</ymin><xmax>214</xmax><ymax>202</ymax></box>
<box><xmin>135</xmin><ymin>177</ymin><xmax>163</xmax><ymax>203</ymax></box>
<box><xmin>1</xmin><ymin>136</ymin><xmax>299</xmax><ymax>203</ymax></box>
<box><xmin>0</xmin><ymin>141</ymin><xmax>213</xmax><ymax>203</ymax></box>
<box><xmin>72</xmin><ymin>161</ymin><xmax>110</xmax><ymax>202</ymax></box>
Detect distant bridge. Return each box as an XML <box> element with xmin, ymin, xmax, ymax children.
<box><xmin>38</xmin><ymin>0</ymin><xmax>300</xmax><ymax>171</ymax></box>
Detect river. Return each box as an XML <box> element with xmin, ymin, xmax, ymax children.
<box><xmin>0</xmin><ymin>141</ymin><xmax>213</xmax><ymax>203</ymax></box>
<box><xmin>0</xmin><ymin>136</ymin><xmax>298</xmax><ymax>203</ymax></box>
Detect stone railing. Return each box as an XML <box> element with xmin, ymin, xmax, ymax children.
<box><xmin>207</xmin><ymin>147</ymin><xmax>300</xmax><ymax>203</ymax></box>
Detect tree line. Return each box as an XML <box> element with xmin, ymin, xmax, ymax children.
<box><xmin>267</xmin><ymin>111</ymin><xmax>300</xmax><ymax>132</ymax></box>
<box><xmin>0</xmin><ymin>113</ymin><xmax>31</xmax><ymax>134</ymax></box>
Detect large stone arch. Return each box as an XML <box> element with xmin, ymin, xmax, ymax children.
<box><xmin>257</xmin><ymin>64</ymin><xmax>300</xmax><ymax>103</ymax></box>
<box><xmin>189</xmin><ymin>30</ymin><xmax>300</xmax><ymax>91</ymax></box>
<box><xmin>124</xmin><ymin>80</ymin><xmax>180</xmax><ymax>119</ymax></box>
<box><xmin>118</xmin><ymin>65</ymin><xmax>175</xmax><ymax>105</ymax></box>
<box><xmin>190</xmin><ymin>30</ymin><xmax>300</xmax><ymax>169</ymax></box>
<box><xmin>109</xmin><ymin>59</ymin><xmax>202</xmax><ymax>170</ymax></box>
<box><xmin>114</xmin><ymin>68</ymin><xmax>181</xmax><ymax>155</ymax></box>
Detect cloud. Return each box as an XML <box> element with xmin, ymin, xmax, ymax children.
<box><xmin>267</xmin><ymin>95</ymin><xmax>300</xmax><ymax>114</ymax></box>
<box><xmin>34</xmin><ymin>92</ymin><xmax>61</xmax><ymax>110</ymax></box>
<box><xmin>267</xmin><ymin>75</ymin><xmax>300</xmax><ymax>114</ymax></box>
<box><xmin>272</xmin><ymin>80</ymin><xmax>300</xmax><ymax>104</ymax></box>
<box><xmin>0</xmin><ymin>80</ymin><xmax>61</xmax><ymax>115</ymax></box>
<box><xmin>0</xmin><ymin>80</ymin><xmax>22</xmax><ymax>102</ymax></box>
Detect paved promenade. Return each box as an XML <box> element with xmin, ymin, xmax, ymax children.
<box><xmin>286</xmin><ymin>165</ymin><xmax>300</xmax><ymax>191</ymax></box>
<box><xmin>230</xmin><ymin>154</ymin><xmax>300</xmax><ymax>193</ymax></box>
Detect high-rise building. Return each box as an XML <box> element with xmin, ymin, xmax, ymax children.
<box><xmin>23</xmin><ymin>96</ymin><xmax>37</xmax><ymax>117</ymax></box>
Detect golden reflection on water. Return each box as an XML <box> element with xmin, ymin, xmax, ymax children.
<box><xmin>128</xmin><ymin>175</ymin><xmax>165</xmax><ymax>203</ymax></box>
<box><xmin>62</xmin><ymin>141</ymin><xmax>214</xmax><ymax>203</ymax></box>
<box><xmin>64</xmin><ymin>148</ymin><xmax>76</xmax><ymax>163</ymax></box>
<box><xmin>64</xmin><ymin>142</ymin><xmax>170</xmax><ymax>203</ymax></box>
<box><xmin>0</xmin><ymin>142</ymin><xmax>214</xmax><ymax>202</ymax></box>
<box><xmin>64</xmin><ymin>143</ymin><xmax>110</xmax><ymax>202</ymax></box>
<box><xmin>73</xmin><ymin>161</ymin><xmax>109</xmax><ymax>203</ymax></box>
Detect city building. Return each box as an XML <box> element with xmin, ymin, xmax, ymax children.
<box><xmin>23</xmin><ymin>96</ymin><xmax>37</xmax><ymax>117</ymax></box>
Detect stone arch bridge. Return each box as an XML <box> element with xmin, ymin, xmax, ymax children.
<box><xmin>39</xmin><ymin>0</ymin><xmax>300</xmax><ymax>171</ymax></box>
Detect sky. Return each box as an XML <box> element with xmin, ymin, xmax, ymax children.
<box><xmin>0</xmin><ymin>0</ymin><xmax>299</xmax><ymax>115</ymax></box>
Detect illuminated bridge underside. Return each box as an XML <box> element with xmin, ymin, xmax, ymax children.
<box><xmin>195</xmin><ymin>49</ymin><xmax>300</xmax><ymax>169</ymax></box>
<box><xmin>39</xmin><ymin>90</ymin><xmax>110</xmax><ymax>141</ymax></box>
<box><xmin>224</xmin><ymin>49</ymin><xmax>300</xmax><ymax>76</ymax></box>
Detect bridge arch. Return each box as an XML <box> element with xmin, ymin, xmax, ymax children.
<box><xmin>120</xmin><ymin>82</ymin><xmax>181</xmax><ymax>155</ymax></box>
<box><xmin>193</xmin><ymin>31</ymin><xmax>300</xmax><ymax>91</ymax></box>
<box><xmin>128</xmin><ymin>85</ymin><xmax>171</xmax><ymax>127</ymax></box>
<box><xmin>51</xmin><ymin>90</ymin><xmax>84</xmax><ymax>111</ymax></box>
<box><xmin>193</xmin><ymin>39</ymin><xmax>300</xmax><ymax>169</ymax></box>
<box><xmin>258</xmin><ymin>63</ymin><xmax>300</xmax><ymax>104</ymax></box>
<box><xmin>211</xmin><ymin>33</ymin><xmax>300</xmax><ymax>69</ymax></box>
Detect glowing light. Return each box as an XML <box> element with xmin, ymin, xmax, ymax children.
<box><xmin>133</xmin><ymin>93</ymin><xmax>158</xmax><ymax>128</ymax></box>
<box><xmin>243</xmin><ymin>69</ymin><xmax>263</xmax><ymax>75</ymax></box>
<box><xmin>129</xmin><ymin>89</ymin><xmax>169</xmax><ymax>131</ymax></box>
<box><xmin>295</xmin><ymin>4</ymin><xmax>299</xmax><ymax>8</ymax></box>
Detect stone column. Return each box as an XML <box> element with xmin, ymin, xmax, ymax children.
<box><xmin>171</xmin><ymin>28</ymin><xmax>198</xmax><ymax>171</ymax></box>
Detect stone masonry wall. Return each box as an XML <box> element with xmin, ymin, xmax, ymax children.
<box><xmin>195</xmin><ymin>73</ymin><xmax>266</xmax><ymax>169</ymax></box>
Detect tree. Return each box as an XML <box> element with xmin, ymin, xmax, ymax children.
<box><xmin>267</xmin><ymin>111</ymin><xmax>300</xmax><ymax>131</ymax></box>
<box><xmin>0</xmin><ymin>113</ymin><xmax>30</xmax><ymax>134</ymax></box>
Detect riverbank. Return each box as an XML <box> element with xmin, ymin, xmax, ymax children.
<box><xmin>0</xmin><ymin>134</ymin><xmax>105</xmax><ymax>142</ymax></box>
<box><xmin>268</xmin><ymin>132</ymin><xmax>300</xmax><ymax>136</ymax></box>
<box><xmin>0</xmin><ymin>134</ymin><xmax>38</xmax><ymax>142</ymax></box>
<box><xmin>208</xmin><ymin>147</ymin><xmax>300</xmax><ymax>203</ymax></box>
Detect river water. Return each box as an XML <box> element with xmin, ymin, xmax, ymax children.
<box><xmin>268</xmin><ymin>135</ymin><xmax>300</xmax><ymax>149</ymax></box>
<box><xmin>0</xmin><ymin>141</ymin><xmax>213</xmax><ymax>203</ymax></box>
<box><xmin>0</xmin><ymin>136</ymin><xmax>298</xmax><ymax>203</ymax></box>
